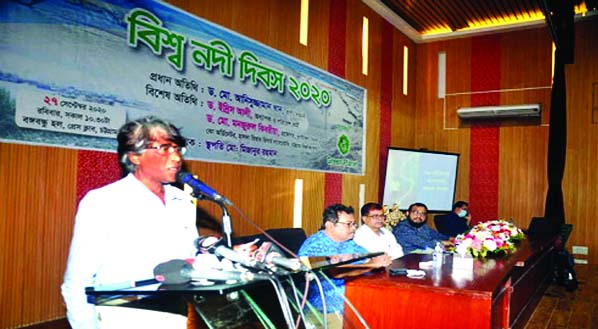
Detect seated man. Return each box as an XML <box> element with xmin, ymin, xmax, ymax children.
<box><xmin>443</xmin><ymin>201</ymin><xmax>471</xmax><ymax>237</ymax></box>
<box><xmin>354</xmin><ymin>202</ymin><xmax>404</xmax><ymax>259</ymax></box>
<box><xmin>298</xmin><ymin>204</ymin><xmax>389</xmax><ymax>328</ymax></box>
<box><xmin>392</xmin><ymin>202</ymin><xmax>448</xmax><ymax>254</ymax></box>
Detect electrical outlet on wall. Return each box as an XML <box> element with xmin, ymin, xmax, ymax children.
<box><xmin>572</xmin><ymin>246</ymin><xmax>589</xmax><ymax>255</ymax></box>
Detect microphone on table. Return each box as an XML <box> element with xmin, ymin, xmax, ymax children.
<box><xmin>195</xmin><ymin>235</ymin><xmax>225</xmax><ymax>255</ymax></box>
<box><xmin>254</xmin><ymin>241</ymin><xmax>308</xmax><ymax>272</ymax></box>
<box><xmin>176</xmin><ymin>171</ymin><xmax>232</xmax><ymax>205</ymax></box>
<box><xmin>195</xmin><ymin>235</ymin><xmax>267</xmax><ymax>271</ymax></box>
<box><xmin>153</xmin><ymin>259</ymin><xmax>270</xmax><ymax>284</ymax></box>
<box><xmin>91</xmin><ymin>278</ymin><xmax>159</xmax><ymax>291</ymax></box>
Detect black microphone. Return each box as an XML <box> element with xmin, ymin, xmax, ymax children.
<box><xmin>254</xmin><ymin>242</ymin><xmax>308</xmax><ymax>272</ymax></box>
<box><xmin>195</xmin><ymin>235</ymin><xmax>267</xmax><ymax>271</ymax></box>
<box><xmin>176</xmin><ymin>171</ymin><xmax>232</xmax><ymax>205</ymax></box>
<box><xmin>195</xmin><ymin>235</ymin><xmax>224</xmax><ymax>254</ymax></box>
<box><xmin>153</xmin><ymin>259</ymin><xmax>270</xmax><ymax>284</ymax></box>
<box><xmin>214</xmin><ymin>244</ymin><xmax>268</xmax><ymax>271</ymax></box>
<box><xmin>91</xmin><ymin>278</ymin><xmax>159</xmax><ymax>291</ymax></box>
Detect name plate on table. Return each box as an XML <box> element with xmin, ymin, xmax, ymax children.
<box><xmin>452</xmin><ymin>253</ymin><xmax>474</xmax><ymax>270</ymax></box>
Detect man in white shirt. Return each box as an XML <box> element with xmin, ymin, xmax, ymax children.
<box><xmin>61</xmin><ymin>117</ymin><xmax>198</xmax><ymax>329</ymax></box>
<box><xmin>354</xmin><ymin>202</ymin><xmax>404</xmax><ymax>259</ymax></box>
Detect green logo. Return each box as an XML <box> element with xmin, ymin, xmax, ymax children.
<box><xmin>337</xmin><ymin>134</ymin><xmax>350</xmax><ymax>155</ymax></box>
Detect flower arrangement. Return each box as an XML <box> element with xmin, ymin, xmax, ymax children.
<box><xmin>454</xmin><ymin>220</ymin><xmax>525</xmax><ymax>258</ymax></box>
<box><xmin>383</xmin><ymin>203</ymin><xmax>406</xmax><ymax>230</ymax></box>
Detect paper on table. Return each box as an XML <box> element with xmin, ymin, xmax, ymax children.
<box><xmin>406</xmin><ymin>270</ymin><xmax>426</xmax><ymax>279</ymax></box>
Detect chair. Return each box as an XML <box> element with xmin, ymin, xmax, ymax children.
<box><xmin>264</xmin><ymin>228</ymin><xmax>307</xmax><ymax>258</ymax></box>
<box><xmin>434</xmin><ymin>214</ymin><xmax>449</xmax><ymax>236</ymax></box>
<box><xmin>231</xmin><ymin>228</ymin><xmax>307</xmax><ymax>258</ymax></box>
<box><xmin>560</xmin><ymin>223</ymin><xmax>573</xmax><ymax>246</ymax></box>
<box><xmin>527</xmin><ymin>217</ymin><xmax>561</xmax><ymax>238</ymax></box>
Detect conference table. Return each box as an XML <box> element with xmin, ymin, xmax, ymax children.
<box><xmin>344</xmin><ymin>236</ymin><xmax>555</xmax><ymax>329</ymax></box>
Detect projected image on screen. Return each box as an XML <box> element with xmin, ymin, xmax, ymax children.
<box><xmin>382</xmin><ymin>148</ymin><xmax>459</xmax><ymax>212</ymax></box>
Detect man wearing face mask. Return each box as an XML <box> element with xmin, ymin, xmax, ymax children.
<box><xmin>392</xmin><ymin>202</ymin><xmax>448</xmax><ymax>254</ymax></box>
<box><xmin>443</xmin><ymin>201</ymin><xmax>472</xmax><ymax>237</ymax></box>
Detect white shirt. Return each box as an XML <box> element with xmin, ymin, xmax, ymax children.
<box><xmin>61</xmin><ymin>174</ymin><xmax>197</xmax><ymax>329</ymax></box>
<box><xmin>353</xmin><ymin>225</ymin><xmax>404</xmax><ymax>259</ymax></box>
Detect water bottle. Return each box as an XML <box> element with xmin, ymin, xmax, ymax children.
<box><xmin>432</xmin><ymin>242</ymin><xmax>443</xmax><ymax>268</ymax></box>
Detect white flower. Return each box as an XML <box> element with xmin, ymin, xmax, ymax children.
<box><xmin>483</xmin><ymin>239</ymin><xmax>498</xmax><ymax>251</ymax></box>
<box><xmin>456</xmin><ymin>243</ymin><xmax>469</xmax><ymax>256</ymax></box>
<box><xmin>460</xmin><ymin>238</ymin><xmax>472</xmax><ymax>248</ymax></box>
<box><xmin>474</xmin><ymin>230</ymin><xmax>490</xmax><ymax>240</ymax></box>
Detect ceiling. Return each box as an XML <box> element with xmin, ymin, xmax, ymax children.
<box><xmin>364</xmin><ymin>0</ymin><xmax>598</xmax><ymax>43</ymax></box>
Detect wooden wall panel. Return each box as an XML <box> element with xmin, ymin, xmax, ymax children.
<box><xmin>497</xmin><ymin>28</ymin><xmax>552</xmax><ymax>229</ymax></box>
<box><xmin>414</xmin><ymin>42</ymin><xmax>443</xmax><ymax>150</ymax></box>
<box><xmin>23</xmin><ymin>148</ymin><xmax>78</xmax><ymax>323</ymax></box>
<box><xmin>413</xmin><ymin>39</ymin><xmax>473</xmax><ymax>203</ymax></box>
<box><xmin>498</xmin><ymin>126</ymin><xmax>549</xmax><ymax>228</ymax></box>
<box><xmin>562</xmin><ymin>18</ymin><xmax>598</xmax><ymax>263</ymax></box>
<box><xmin>444</xmin><ymin>38</ymin><xmax>472</xmax><ymax>131</ymax></box>
<box><xmin>0</xmin><ymin>144</ymin><xmax>77</xmax><ymax>328</ymax></box>
<box><xmin>391</xmin><ymin>32</ymin><xmax>416</xmax><ymax>149</ymax></box>
<box><xmin>343</xmin><ymin>0</ymin><xmax>382</xmax><ymax>208</ymax></box>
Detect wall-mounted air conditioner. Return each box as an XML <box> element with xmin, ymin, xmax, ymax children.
<box><xmin>457</xmin><ymin>104</ymin><xmax>541</xmax><ymax>119</ymax></box>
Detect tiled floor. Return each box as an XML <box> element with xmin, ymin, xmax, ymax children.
<box><xmin>525</xmin><ymin>264</ymin><xmax>598</xmax><ymax>329</ymax></box>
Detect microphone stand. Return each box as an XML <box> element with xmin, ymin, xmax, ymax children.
<box><xmin>193</xmin><ymin>192</ymin><xmax>233</xmax><ymax>248</ymax></box>
<box><xmin>219</xmin><ymin>203</ymin><xmax>233</xmax><ymax>248</ymax></box>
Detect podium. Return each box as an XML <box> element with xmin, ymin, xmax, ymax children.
<box><xmin>86</xmin><ymin>252</ymin><xmax>382</xmax><ymax>328</ymax></box>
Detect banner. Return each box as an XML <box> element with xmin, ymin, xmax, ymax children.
<box><xmin>0</xmin><ymin>0</ymin><xmax>365</xmax><ymax>174</ymax></box>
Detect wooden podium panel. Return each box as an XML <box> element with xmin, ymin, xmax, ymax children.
<box><xmin>345</xmin><ymin>238</ymin><xmax>554</xmax><ymax>329</ymax></box>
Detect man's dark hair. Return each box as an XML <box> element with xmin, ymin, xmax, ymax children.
<box><xmin>407</xmin><ymin>202</ymin><xmax>428</xmax><ymax>213</ymax></box>
<box><xmin>117</xmin><ymin>116</ymin><xmax>186</xmax><ymax>174</ymax></box>
<box><xmin>361</xmin><ymin>202</ymin><xmax>383</xmax><ymax>217</ymax></box>
<box><xmin>452</xmin><ymin>201</ymin><xmax>469</xmax><ymax>211</ymax></box>
<box><xmin>321</xmin><ymin>204</ymin><xmax>354</xmax><ymax>230</ymax></box>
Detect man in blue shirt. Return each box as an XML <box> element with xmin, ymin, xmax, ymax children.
<box><xmin>393</xmin><ymin>202</ymin><xmax>448</xmax><ymax>254</ymax></box>
<box><xmin>298</xmin><ymin>204</ymin><xmax>389</xmax><ymax>327</ymax></box>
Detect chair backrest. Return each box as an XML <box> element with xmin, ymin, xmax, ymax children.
<box><xmin>434</xmin><ymin>214</ymin><xmax>449</xmax><ymax>235</ymax></box>
<box><xmin>231</xmin><ymin>228</ymin><xmax>307</xmax><ymax>258</ymax></box>
<box><xmin>265</xmin><ymin>228</ymin><xmax>307</xmax><ymax>258</ymax></box>
<box><xmin>527</xmin><ymin>217</ymin><xmax>561</xmax><ymax>238</ymax></box>
<box><xmin>560</xmin><ymin>223</ymin><xmax>573</xmax><ymax>245</ymax></box>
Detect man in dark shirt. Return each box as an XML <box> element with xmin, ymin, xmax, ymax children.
<box><xmin>443</xmin><ymin>201</ymin><xmax>471</xmax><ymax>237</ymax></box>
<box><xmin>392</xmin><ymin>202</ymin><xmax>448</xmax><ymax>254</ymax></box>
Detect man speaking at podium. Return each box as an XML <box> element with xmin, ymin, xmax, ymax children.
<box><xmin>61</xmin><ymin>117</ymin><xmax>198</xmax><ymax>329</ymax></box>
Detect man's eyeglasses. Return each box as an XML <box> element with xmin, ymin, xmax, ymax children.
<box><xmin>411</xmin><ymin>210</ymin><xmax>427</xmax><ymax>217</ymax></box>
<box><xmin>145</xmin><ymin>143</ymin><xmax>187</xmax><ymax>156</ymax></box>
<box><xmin>367</xmin><ymin>214</ymin><xmax>386</xmax><ymax>219</ymax></box>
<box><xmin>336</xmin><ymin>221</ymin><xmax>357</xmax><ymax>228</ymax></box>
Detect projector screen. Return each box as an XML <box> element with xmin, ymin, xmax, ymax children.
<box><xmin>382</xmin><ymin>148</ymin><xmax>459</xmax><ymax>212</ymax></box>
